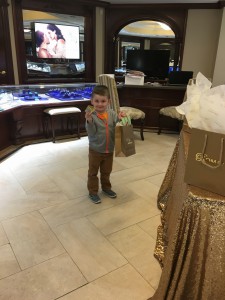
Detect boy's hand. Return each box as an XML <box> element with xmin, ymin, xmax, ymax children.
<box><xmin>85</xmin><ymin>111</ymin><xmax>93</xmax><ymax>123</ymax></box>
<box><xmin>118</xmin><ymin>111</ymin><xmax>126</xmax><ymax>119</ymax></box>
<box><xmin>118</xmin><ymin>111</ymin><xmax>131</xmax><ymax>125</ymax></box>
<box><xmin>85</xmin><ymin>105</ymin><xmax>95</xmax><ymax>123</ymax></box>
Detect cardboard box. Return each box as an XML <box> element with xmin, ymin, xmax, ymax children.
<box><xmin>125</xmin><ymin>75</ymin><xmax>144</xmax><ymax>85</ymax></box>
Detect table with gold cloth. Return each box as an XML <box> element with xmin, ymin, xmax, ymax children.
<box><xmin>150</xmin><ymin>130</ymin><xmax>225</xmax><ymax>300</ymax></box>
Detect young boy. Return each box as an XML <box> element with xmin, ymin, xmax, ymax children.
<box><xmin>85</xmin><ymin>85</ymin><xmax>120</xmax><ymax>204</ymax></box>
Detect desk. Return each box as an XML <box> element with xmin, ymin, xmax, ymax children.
<box><xmin>117</xmin><ymin>84</ymin><xmax>186</xmax><ymax>132</ymax></box>
<box><xmin>151</xmin><ymin>130</ymin><xmax>225</xmax><ymax>300</ymax></box>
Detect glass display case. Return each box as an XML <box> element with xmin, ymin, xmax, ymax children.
<box><xmin>26</xmin><ymin>61</ymin><xmax>86</xmax><ymax>78</ymax></box>
<box><xmin>0</xmin><ymin>83</ymin><xmax>96</xmax><ymax>153</ymax></box>
<box><xmin>0</xmin><ymin>83</ymin><xmax>95</xmax><ymax>111</ymax></box>
<box><xmin>27</xmin><ymin>61</ymin><xmax>51</xmax><ymax>74</ymax></box>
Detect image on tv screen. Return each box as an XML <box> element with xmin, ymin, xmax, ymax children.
<box><xmin>34</xmin><ymin>22</ymin><xmax>80</xmax><ymax>59</ymax></box>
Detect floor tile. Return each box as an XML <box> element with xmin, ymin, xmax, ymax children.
<box><xmin>0</xmin><ymin>192</ymin><xmax>69</xmax><ymax>221</ymax></box>
<box><xmin>0</xmin><ymin>244</ymin><xmax>21</xmax><ymax>279</ymax></box>
<box><xmin>55</xmin><ymin>217</ymin><xmax>127</xmax><ymax>281</ymax></box>
<box><xmin>0</xmin><ymin>253</ymin><xmax>87</xmax><ymax>300</ymax></box>
<box><xmin>88</xmin><ymin>197</ymin><xmax>160</xmax><ymax>236</ymax></box>
<box><xmin>107</xmin><ymin>225</ymin><xmax>161</xmax><ymax>289</ymax></box>
<box><xmin>40</xmin><ymin>195</ymin><xmax>115</xmax><ymax>228</ymax></box>
<box><xmin>0</xmin><ymin>223</ymin><xmax>8</xmax><ymax>246</ymax></box>
<box><xmin>0</xmin><ymin>168</ymin><xmax>26</xmax><ymax>197</ymax></box>
<box><xmin>2</xmin><ymin>211</ymin><xmax>65</xmax><ymax>269</ymax></box>
<box><xmin>2</xmin><ymin>211</ymin><xmax>54</xmax><ymax>243</ymax></box>
<box><xmin>58</xmin><ymin>264</ymin><xmax>154</xmax><ymax>300</ymax></box>
<box><xmin>146</xmin><ymin>173</ymin><xmax>166</xmax><ymax>187</ymax></box>
<box><xmin>41</xmin><ymin>168</ymin><xmax>88</xmax><ymax>200</ymax></box>
<box><xmin>0</xmin><ymin>132</ymin><xmax>178</xmax><ymax>299</ymax></box>
<box><xmin>110</xmin><ymin>164</ymin><xmax>163</xmax><ymax>186</ymax></box>
<box><xmin>138</xmin><ymin>214</ymin><xmax>161</xmax><ymax>240</ymax></box>
<box><xmin>15</xmin><ymin>167</ymin><xmax>62</xmax><ymax>194</ymax></box>
<box><xmin>126</xmin><ymin>178</ymin><xmax>160</xmax><ymax>202</ymax></box>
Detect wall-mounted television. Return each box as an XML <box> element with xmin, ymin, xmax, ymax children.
<box><xmin>33</xmin><ymin>22</ymin><xmax>80</xmax><ymax>60</ymax></box>
<box><xmin>126</xmin><ymin>50</ymin><xmax>170</xmax><ymax>79</ymax></box>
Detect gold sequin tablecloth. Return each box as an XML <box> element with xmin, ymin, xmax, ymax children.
<box><xmin>151</xmin><ymin>130</ymin><xmax>225</xmax><ymax>300</ymax></box>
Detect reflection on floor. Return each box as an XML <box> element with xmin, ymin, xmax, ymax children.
<box><xmin>0</xmin><ymin>132</ymin><xmax>178</xmax><ymax>300</ymax></box>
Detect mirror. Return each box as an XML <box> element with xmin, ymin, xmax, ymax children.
<box><xmin>23</xmin><ymin>10</ymin><xmax>85</xmax><ymax>79</ymax></box>
<box><xmin>115</xmin><ymin>20</ymin><xmax>176</xmax><ymax>77</ymax></box>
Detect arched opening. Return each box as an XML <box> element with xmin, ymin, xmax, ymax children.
<box><xmin>115</xmin><ymin>20</ymin><xmax>178</xmax><ymax>79</ymax></box>
<box><xmin>104</xmin><ymin>5</ymin><xmax>187</xmax><ymax>78</ymax></box>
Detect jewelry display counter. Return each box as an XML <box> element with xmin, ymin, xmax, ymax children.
<box><xmin>0</xmin><ymin>83</ymin><xmax>94</xmax><ymax>155</ymax></box>
<box><xmin>150</xmin><ymin>130</ymin><xmax>225</xmax><ymax>300</ymax></box>
<box><xmin>0</xmin><ymin>83</ymin><xmax>186</xmax><ymax>159</ymax></box>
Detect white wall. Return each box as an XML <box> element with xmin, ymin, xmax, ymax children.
<box><xmin>212</xmin><ymin>8</ymin><xmax>225</xmax><ymax>87</ymax></box>
<box><xmin>182</xmin><ymin>9</ymin><xmax>222</xmax><ymax>81</ymax></box>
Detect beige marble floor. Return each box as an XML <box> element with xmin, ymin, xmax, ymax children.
<box><xmin>0</xmin><ymin>131</ymin><xmax>178</xmax><ymax>300</ymax></box>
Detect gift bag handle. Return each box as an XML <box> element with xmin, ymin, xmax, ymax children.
<box><xmin>201</xmin><ymin>134</ymin><xmax>224</xmax><ymax>169</ymax></box>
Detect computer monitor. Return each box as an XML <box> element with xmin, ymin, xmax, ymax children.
<box><xmin>168</xmin><ymin>71</ymin><xmax>193</xmax><ymax>85</ymax></box>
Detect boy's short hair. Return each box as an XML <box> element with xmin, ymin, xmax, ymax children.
<box><xmin>91</xmin><ymin>85</ymin><xmax>110</xmax><ymax>99</ymax></box>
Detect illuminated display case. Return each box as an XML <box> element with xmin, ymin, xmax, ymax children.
<box><xmin>26</xmin><ymin>61</ymin><xmax>86</xmax><ymax>77</ymax></box>
<box><xmin>0</xmin><ymin>83</ymin><xmax>95</xmax><ymax>111</ymax></box>
<box><xmin>0</xmin><ymin>83</ymin><xmax>96</xmax><ymax>153</ymax></box>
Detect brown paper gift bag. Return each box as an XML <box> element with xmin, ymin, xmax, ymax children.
<box><xmin>184</xmin><ymin>128</ymin><xmax>225</xmax><ymax>196</ymax></box>
<box><xmin>115</xmin><ymin>125</ymin><xmax>136</xmax><ymax>157</ymax></box>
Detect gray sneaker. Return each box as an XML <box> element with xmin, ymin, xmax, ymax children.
<box><xmin>102</xmin><ymin>189</ymin><xmax>117</xmax><ymax>198</ymax></box>
<box><xmin>89</xmin><ymin>194</ymin><xmax>101</xmax><ymax>204</ymax></box>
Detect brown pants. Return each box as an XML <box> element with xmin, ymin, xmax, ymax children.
<box><xmin>88</xmin><ymin>148</ymin><xmax>113</xmax><ymax>195</ymax></box>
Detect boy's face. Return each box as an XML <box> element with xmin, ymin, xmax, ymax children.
<box><xmin>91</xmin><ymin>94</ymin><xmax>109</xmax><ymax>113</ymax></box>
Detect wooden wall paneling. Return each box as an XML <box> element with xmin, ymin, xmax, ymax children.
<box><xmin>104</xmin><ymin>5</ymin><xmax>189</xmax><ymax>74</ymax></box>
<box><xmin>11</xmin><ymin>0</ymin><xmax>27</xmax><ymax>84</ymax></box>
<box><xmin>11</xmin><ymin>0</ymin><xmax>96</xmax><ymax>84</ymax></box>
<box><xmin>104</xmin><ymin>2</ymin><xmax>219</xmax><ymax>74</ymax></box>
<box><xmin>0</xmin><ymin>110</ymin><xmax>12</xmax><ymax>150</ymax></box>
<box><xmin>117</xmin><ymin>85</ymin><xmax>186</xmax><ymax>131</ymax></box>
<box><xmin>0</xmin><ymin>0</ymin><xmax>15</xmax><ymax>84</ymax></box>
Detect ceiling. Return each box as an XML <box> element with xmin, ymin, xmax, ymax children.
<box><xmin>98</xmin><ymin>0</ymin><xmax>218</xmax><ymax>4</ymax></box>
<box><xmin>23</xmin><ymin>11</ymin><xmax>175</xmax><ymax>39</ymax></box>
<box><xmin>23</xmin><ymin>0</ymin><xmax>219</xmax><ymax>39</ymax></box>
<box><xmin>120</xmin><ymin>21</ymin><xmax>175</xmax><ymax>38</ymax></box>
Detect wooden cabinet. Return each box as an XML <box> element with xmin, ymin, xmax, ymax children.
<box><xmin>117</xmin><ymin>84</ymin><xmax>186</xmax><ymax>132</ymax></box>
<box><xmin>0</xmin><ymin>100</ymin><xmax>90</xmax><ymax>154</ymax></box>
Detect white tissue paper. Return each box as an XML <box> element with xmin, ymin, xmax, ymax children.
<box><xmin>175</xmin><ymin>72</ymin><xmax>225</xmax><ymax>133</ymax></box>
<box><xmin>197</xmin><ymin>85</ymin><xmax>225</xmax><ymax>133</ymax></box>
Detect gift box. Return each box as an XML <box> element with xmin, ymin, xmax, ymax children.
<box><xmin>125</xmin><ymin>75</ymin><xmax>144</xmax><ymax>85</ymax></box>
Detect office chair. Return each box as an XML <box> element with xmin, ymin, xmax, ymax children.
<box><xmin>158</xmin><ymin>78</ymin><xmax>196</xmax><ymax>135</ymax></box>
<box><xmin>98</xmin><ymin>74</ymin><xmax>145</xmax><ymax>140</ymax></box>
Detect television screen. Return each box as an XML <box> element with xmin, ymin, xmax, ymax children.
<box><xmin>126</xmin><ymin>50</ymin><xmax>170</xmax><ymax>79</ymax></box>
<box><xmin>34</xmin><ymin>22</ymin><xmax>80</xmax><ymax>59</ymax></box>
